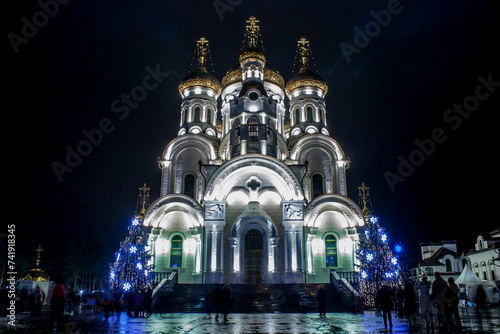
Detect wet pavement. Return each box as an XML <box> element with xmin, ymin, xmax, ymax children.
<box><xmin>2</xmin><ymin>306</ymin><xmax>500</xmax><ymax>333</ymax></box>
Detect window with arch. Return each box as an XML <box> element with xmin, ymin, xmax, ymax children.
<box><xmin>312</xmin><ymin>174</ymin><xmax>324</xmax><ymax>199</ymax></box>
<box><xmin>170</xmin><ymin>235</ymin><xmax>183</xmax><ymax>268</ymax></box>
<box><xmin>248</xmin><ymin>118</ymin><xmax>260</xmax><ymax>152</ymax></box>
<box><xmin>207</xmin><ymin>108</ymin><xmax>213</xmax><ymax>125</ymax></box>
<box><xmin>445</xmin><ymin>259</ymin><xmax>452</xmax><ymax>272</ymax></box>
<box><xmin>183</xmin><ymin>174</ymin><xmax>196</xmax><ymax>198</ymax></box>
<box><xmin>294</xmin><ymin>108</ymin><xmax>301</xmax><ymax>125</ymax></box>
<box><xmin>325</xmin><ymin>234</ymin><xmax>338</xmax><ymax>267</ymax></box>
<box><xmin>181</xmin><ymin>107</ymin><xmax>188</xmax><ymax>125</ymax></box>
<box><xmin>193</xmin><ymin>106</ymin><xmax>201</xmax><ymax>122</ymax></box>
<box><xmin>306</xmin><ymin>106</ymin><xmax>314</xmax><ymax>122</ymax></box>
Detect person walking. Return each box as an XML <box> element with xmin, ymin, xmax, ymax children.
<box><xmin>50</xmin><ymin>278</ymin><xmax>68</xmax><ymax>327</ymax></box>
<box><xmin>415</xmin><ymin>276</ymin><xmax>433</xmax><ymax>331</ymax></box>
<box><xmin>379</xmin><ymin>281</ymin><xmax>395</xmax><ymax>331</ymax></box>
<box><xmin>402</xmin><ymin>282</ymin><xmax>417</xmax><ymax>330</ymax></box>
<box><xmin>213</xmin><ymin>284</ymin><xmax>223</xmax><ymax>321</ymax></box>
<box><xmin>221</xmin><ymin>284</ymin><xmax>233</xmax><ymax>322</ymax></box>
<box><xmin>447</xmin><ymin>277</ymin><xmax>461</xmax><ymax>330</ymax></box>
<box><xmin>133</xmin><ymin>289</ymin><xmax>144</xmax><ymax>317</ymax></box>
<box><xmin>317</xmin><ymin>285</ymin><xmax>327</xmax><ymax>317</ymax></box>
<box><xmin>431</xmin><ymin>272</ymin><xmax>449</xmax><ymax>330</ymax></box>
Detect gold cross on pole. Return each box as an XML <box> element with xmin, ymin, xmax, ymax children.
<box><xmin>245</xmin><ymin>16</ymin><xmax>260</xmax><ymax>48</ymax></box>
<box><xmin>35</xmin><ymin>245</ymin><xmax>44</xmax><ymax>267</ymax></box>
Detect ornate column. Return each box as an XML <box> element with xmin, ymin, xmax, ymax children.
<box><xmin>282</xmin><ymin>201</ymin><xmax>305</xmax><ymax>283</ymax></box>
<box><xmin>203</xmin><ymin>201</ymin><xmax>226</xmax><ymax>283</ymax></box>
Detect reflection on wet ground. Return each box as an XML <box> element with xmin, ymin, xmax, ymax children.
<box><xmin>2</xmin><ymin>306</ymin><xmax>500</xmax><ymax>333</ymax></box>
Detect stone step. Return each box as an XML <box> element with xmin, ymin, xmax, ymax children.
<box><xmin>154</xmin><ymin>283</ymin><xmax>347</xmax><ymax>313</ymax></box>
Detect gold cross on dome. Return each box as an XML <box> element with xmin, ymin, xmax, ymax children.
<box><xmin>35</xmin><ymin>245</ymin><xmax>44</xmax><ymax>267</ymax></box>
<box><xmin>298</xmin><ymin>37</ymin><xmax>310</xmax><ymax>68</ymax></box>
<box><xmin>196</xmin><ymin>37</ymin><xmax>209</xmax><ymax>69</ymax></box>
<box><xmin>245</xmin><ymin>16</ymin><xmax>260</xmax><ymax>48</ymax></box>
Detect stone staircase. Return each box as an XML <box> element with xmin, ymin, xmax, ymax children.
<box><xmin>153</xmin><ymin>283</ymin><xmax>357</xmax><ymax>314</ymax></box>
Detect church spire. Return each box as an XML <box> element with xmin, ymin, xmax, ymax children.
<box><xmin>195</xmin><ymin>37</ymin><xmax>209</xmax><ymax>71</ymax></box>
<box><xmin>245</xmin><ymin>16</ymin><xmax>261</xmax><ymax>49</ymax></box>
<box><xmin>358</xmin><ymin>182</ymin><xmax>373</xmax><ymax>220</ymax></box>
<box><xmin>297</xmin><ymin>37</ymin><xmax>311</xmax><ymax>69</ymax></box>
<box><xmin>135</xmin><ymin>183</ymin><xmax>150</xmax><ymax>219</ymax></box>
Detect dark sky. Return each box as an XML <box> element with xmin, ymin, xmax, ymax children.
<box><xmin>8</xmin><ymin>0</ymin><xmax>498</xmax><ymax>263</ymax></box>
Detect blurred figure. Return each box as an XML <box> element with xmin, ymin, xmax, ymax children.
<box><xmin>416</xmin><ymin>276</ymin><xmax>433</xmax><ymax>331</ymax></box>
<box><xmin>50</xmin><ymin>278</ymin><xmax>68</xmax><ymax>327</ymax></box>
<box><xmin>379</xmin><ymin>281</ymin><xmax>394</xmax><ymax>331</ymax></box>
<box><xmin>402</xmin><ymin>282</ymin><xmax>417</xmax><ymax>330</ymax></box>
<box><xmin>133</xmin><ymin>289</ymin><xmax>143</xmax><ymax>317</ymax></box>
<box><xmin>221</xmin><ymin>284</ymin><xmax>232</xmax><ymax>322</ymax></box>
<box><xmin>66</xmin><ymin>288</ymin><xmax>76</xmax><ymax>316</ymax></box>
<box><xmin>447</xmin><ymin>277</ymin><xmax>461</xmax><ymax>330</ymax></box>
<box><xmin>317</xmin><ymin>285</ymin><xmax>326</xmax><ymax>317</ymax></box>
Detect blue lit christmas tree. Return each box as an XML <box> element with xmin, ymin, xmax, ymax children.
<box><xmin>109</xmin><ymin>184</ymin><xmax>152</xmax><ymax>292</ymax></box>
<box><xmin>356</xmin><ymin>183</ymin><xmax>403</xmax><ymax>308</ymax></box>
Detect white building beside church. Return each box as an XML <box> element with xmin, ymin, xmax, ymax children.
<box><xmin>142</xmin><ymin>17</ymin><xmax>365</xmax><ymax>285</ymax></box>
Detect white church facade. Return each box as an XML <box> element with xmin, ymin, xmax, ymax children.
<box><xmin>142</xmin><ymin>17</ymin><xmax>365</xmax><ymax>285</ymax></box>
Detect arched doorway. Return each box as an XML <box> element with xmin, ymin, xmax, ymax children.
<box><xmin>245</xmin><ymin>229</ymin><xmax>263</xmax><ymax>283</ymax></box>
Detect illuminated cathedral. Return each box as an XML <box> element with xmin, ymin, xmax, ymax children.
<box><xmin>142</xmin><ymin>17</ymin><xmax>365</xmax><ymax>285</ymax></box>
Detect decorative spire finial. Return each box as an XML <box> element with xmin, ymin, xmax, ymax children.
<box><xmin>136</xmin><ymin>183</ymin><xmax>150</xmax><ymax>218</ymax></box>
<box><xmin>196</xmin><ymin>37</ymin><xmax>209</xmax><ymax>70</ymax></box>
<box><xmin>35</xmin><ymin>245</ymin><xmax>44</xmax><ymax>267</ymax></box>
<box><xmin>358</xmin><ymin>182</ymin><xmax>372</xmax><ymax>219</ymax></box>
<box><xmin>245</xmin><ymin>16</ymin><xmax>260</xmax><ymax>48</ymax></box>
<box><xmin>297</xmin><ymin>37</ymin><xmax>310</xmax><ymax>69</ymax></box>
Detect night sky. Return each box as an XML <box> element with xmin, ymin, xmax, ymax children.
<box><xmin>8</xmin><ymin>0</ymin><xmax>498</xmax><ymax>265</ymax></box>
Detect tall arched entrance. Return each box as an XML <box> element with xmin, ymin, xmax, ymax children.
<box><xmin>245</xmin><ymin>229</ymin><xmax>263</xmax><ymax>283</ymax></box>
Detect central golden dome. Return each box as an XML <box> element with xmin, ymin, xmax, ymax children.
<box><xmin>221</xmin><ymin>63</ymin><xmax>284</xmax><ymax>90</ymax></box>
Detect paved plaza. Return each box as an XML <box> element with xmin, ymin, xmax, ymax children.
<box><xmin>2</xmin><ymin>306</ymin><xmax>500</xmax><ymax>333</ymax></box>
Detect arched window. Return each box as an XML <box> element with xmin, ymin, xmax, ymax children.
<box><xmin>307</xmin><ymin>106</ymin><xmax>314</xmax><ymax>122</ymax></box>
<box><xmin>294</xmin><ymin>108</ymin><xmax>301</xmax><ymax>125</ymax></box>
<box><xmin>193</xmin><ymin>106</ymin><xmax>201</xmax><ymax>122</ymax></box>
<box><xmin>312</xmin><ymin>174</ymin><xmax>324</xmax><ymax>199</ymax></box>
<box><xmin>183</xmin><ymin>174</ymin><xmax>196</xmax><ymax>198</ymax></box>
<box><xmin>248</xmin><ymin>118</ymin><xmax>260</xmax><ymax>153</ymax></box>
<box><xmin>445</xmin><ymin>259</ymin><xmax>452</xmax><ymax>272</ymax></box>
<box><xmin>170</xmin><ymin>235</ymin><xmax>183</xmax><ymax>268</ymax></box>
<box><xmin>207</xmin><ymin>108</ymin><xmax>212</xmax><ymax>125</ymax></box>
<box><xmin>181</xmin><ymin>107</ymin><xmax>188</xmax><ymax>125</ymax></box>
<box><xmin>325</xmin><ymin>234</ymin><xmax>338</xmax><ymax>267</ymax></box>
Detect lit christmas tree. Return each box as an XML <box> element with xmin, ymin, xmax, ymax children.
<box><xmin>109</xmin><ymin>184</ymin><xmax>152</xmax><ymax>292</ymax></box>
<box><xmin>356</xmin><ymin>183</ymin><xmax>403</xmax><ymax>308</ymax></box>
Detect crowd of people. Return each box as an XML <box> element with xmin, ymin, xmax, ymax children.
<box><xmin>375</xmin><ymin>272</ymin><xmax>467</xmax><ymax>332</ymax></box>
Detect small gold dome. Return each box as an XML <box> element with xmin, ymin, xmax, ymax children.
<box><xmin>285</xmin><ymin>67</ymin><xmax>328</xmax><ymax>97</ymax></box>
<box><xmin>178</xmin><ymin>67</ymin><xmax>222</xmax><ymax>97</ymax></box>
<box><xmin>239</xmin><ymin>47</ymin><xmax>266</xmax><ymax>66</ymax></box>
<box><xmin>221</xmin><ymin>63</ymin><xmax>284</xmax><ymax>90</ymax></box>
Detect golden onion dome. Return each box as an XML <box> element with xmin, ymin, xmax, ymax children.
<box><xmin>285</xmin><ymin>37</ymin><xmax>328</xmax><ymax>97</ymax></box>
<box><xmin>221</xmin><ymin>63</ymin><xmax>284</xmax><ymax>90</ymax></box>
<box><xmin>285</xmin><ymin>67</ymin><xmax>328</xmax><ymax>97</ymax></box>
<box><xmin>179</xmin><ymin>37</ymin><xmax>222</xmax><ymax>97</ymax></box>
<box><xmin>178</xmin><ymin>67</ymin><xmax>222</xmax><ymax>97</ymax></box>
<box><xmin>239</xmin><ymin>47</ymin><xmax>266</xmax><ymax>66</ymax></box>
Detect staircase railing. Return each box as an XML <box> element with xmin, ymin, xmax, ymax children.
<box><xmin>151</xmin><ymin>270</ymin><xmax>178</xmax><ymax>309</ymax></box>
<box><xmin>330</xmin><ymin>270</ymin><xmax>360</xmax><ymax>312</ymax></box>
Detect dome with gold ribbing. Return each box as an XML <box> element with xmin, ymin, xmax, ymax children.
<box><xmin>178</xmin><ymin>37</ymin><xmax>221</xmax><ymax>97</ymax></box>
<box><xmin>285</xmin><ymin>37</ymin><xmax>328</xmax><ymax>97</ymax></box>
